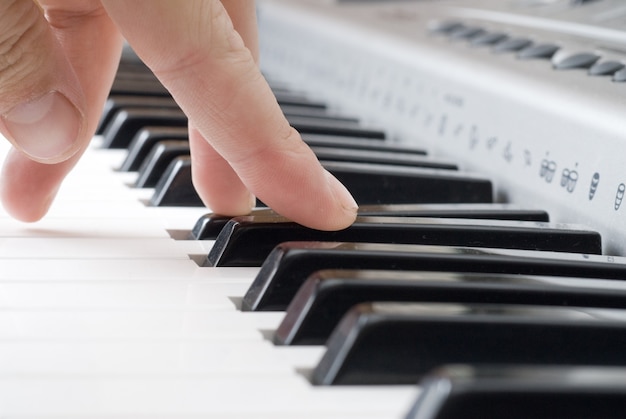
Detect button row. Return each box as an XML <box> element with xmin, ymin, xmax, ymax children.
<box><xmin>431</xmin><ymin>21</ymin><xmax>626</xmax><ymax>82</ymax></box>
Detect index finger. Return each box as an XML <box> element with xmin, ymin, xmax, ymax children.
<box><xmin>100</xmin><ymin>0</ymin><xmax>358</xmax><ymax>231</ymax></box>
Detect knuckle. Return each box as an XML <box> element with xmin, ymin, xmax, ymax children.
<box><xmin>0</xmin><ymin>0</ymin><xmax>47</xmax><ymax>98</ymax></box>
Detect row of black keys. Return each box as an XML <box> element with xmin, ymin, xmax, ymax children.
<box><xmin>101</xmin><ymin>60</ymin><xmax>626</xmax><ymax>419</ymax></box>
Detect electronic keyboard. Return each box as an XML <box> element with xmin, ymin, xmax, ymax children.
<box><xmin>1</xmin><ymin>0</ymin><xmax>626</xmax><ymax>417</ymax></box>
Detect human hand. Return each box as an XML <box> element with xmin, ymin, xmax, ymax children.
<box><xmin>0</xmin><ymin>0</ymin><xmax>358</xmax><ymax>231</ymax></box>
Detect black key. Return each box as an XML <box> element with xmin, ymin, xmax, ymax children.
<box><xmin>273</xmin><ymin>92</ymin><xmax>327</xmax><ymax>109</ymax></box>
<box><xmin>119</xmin><ymin>126</ymin><xmax>189</xmax><ymax>172</ymax></box>
<box><xmin>206</xmin><ymin>216</ymin><xmax>600</xmax><ymax>267</ymax></box>
<box><xmin>275</xmin><ymin>270</ymin><xmax>626</xmax><ymax>345</ymax></box>
<box><xmin>312</xmin><ymin>302</ymin><xmax>626</xmax><ymax>385</ymax></box>
<box><xmin>101</xmin><ymin>108</ymin><xmax>187</xmax><ymax>149</ymax></box>
<box><xmin>429</xmin><ymin>21</ymin><xmax>464</xmax><ymax>35</ymax></box>
<box><xmin>281</xmin><ymin>105</ymin><xmax>359</xmax><ymax>123</ymax></box>
<box><xmin>134</xmin><ymin>141</ymin><xmax>191</xmax><ymax>188</ymax></box>
<box><xmin>189</xmin><ymin>204</ymin><xmax>549</xmax><ymax>240</ymax></box>
<box><xmin>408</xmin><ymin>365</ymin><xmax>626</xmax><ymax>419</ymax></box>
<box><xmin>323</xmin><ymin>161</ymin><xmax>493</xmax><ymax>205</ymax></box>
<box><xmin>150</xmin><ymin>156</ymin><xmax>203</xmax><ymax>207</ymax></box>
<box><xmin>109</xmin><ymin>78</ymin><xmax>171</xmax><ymax>97</ymax></box>
<box><xmin>97</xmin><ymin>95</ymin><xmax>179</xmax><ymax>135</ymax></box>
<box><xmin>302</xmin><ymin>134</ymin><xmax>426</xmax><ymax>154</ymax></box>
<box><xmin>242</xmin><ymin>242</ymin><xmax>626</xmax><ymax>311</ymax></box>
<box><xmin>313</xmin><ymin>147</ymin><xmax>457</xmax><ymax>169</ymax></box>
<box><xmin>288</xmin><ymin>116</ymin><xmax>385</xmax><ymax>139</ymax></box>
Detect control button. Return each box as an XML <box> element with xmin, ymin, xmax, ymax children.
<box><xmin>554</xmin><ymin>52</ymin><xmax>601</xmax><ymax>70</ymax></box>
<box><xmin>613</xmin><ymin>68</ymin><xmax>626</xmax><ymax>82</ymax></box>
<box><xmin>493</xmin><ymin>37</ymin><xmax>533</xmax><ymax>54</ymax></box>
<box><xmin>589</xmin><ymin>60</ymin><xmax>625</xmax><ymax>76</ymax></box>
<box><xmin>429</xmin><ymin>20</ymin><xmax>464</xmax><ymax>34</ymax></box>
<box><xmin>470</xmin><ymin>32</ymin><xmax>508</xmax><ymax>47</ymax></box>
<box><xmin>517</xmin><ymin>43</ymin><xmax>560</xmax><ymax>60</ymax></box>
<box><xmin>449</xmin><ymin>26</ymin><xmax>486</xmax><ymax>40</ymax></box>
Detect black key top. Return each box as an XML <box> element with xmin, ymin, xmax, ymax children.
<box><xmin>206</xmin><ymin>216</ymin><xmax>600</xmax><ymax>267</ymax></box>
<box><xmin>101</xmin><ymin>108</ymin><xmax>187</xmax><ymax>149</ymax></box>
<box><xmin>288</xmin><ymin>116</ymin><xmax>385</xmax><ymax>139</ymax></box>
<box><xmin>273</xmin><ymin>92</ymin><xmax>327</xmax><ymax>109</ymax></box>
<box><xmin>302</xmin><ymin>134</ymin><xmax>426</xmax><ymax>154</ymax></box>
<box><xmin>119</xmin><ymin>126</ymin><xmax>189</xmax><ymax>172</ymax></box>
<box><xmin>281</xmin><ymin>105</ymin><xmax>359</xmax><ymax>123</ymax></box>
<box><xmin>312</xmin><ymin>302</ymin><xmax>626</xmax><ymax>385</ymax></box>
<box><xmin>275</xmin><ymin>270</ymin><xmax>626</xmax><ymax>345</ymax></box>
<box><xmin>242</xmin><ymin>242</ymin><xmax>626</xmax><ymax>311</ymax></box>
<box><xmin>97</xmin><ymin>95</ymin><xmax>179</xmax><ymax>135</ymax></box>
<box><xmin>408</xmin><ymin>365</ymin><xmax>626</xmax><ymax>419</ymax></box>
<box><xmin>189</xmin><ymin>204</ymin><xmax>549</xmax><ymax>240</ymax></box>
<box><xmin>134</xmin><ymin>141</ymin><xmax>191</xmax><ymax>188</ymax></box>
<box><xmin>150</xmin><ymin>156</ymin><xmax>202</xmax><ymax>207</ymax></box>
<box><xmin>323</xmin><ymin>161</ymin><xmax>493</xmax><ymax>205</ymax></box>
<box><xmin>313</xmin><ymin>147</ymin><xmax>458</xmax><ymax>169</ymax></box>
<box><xmin>109</xmin><ymin>78</ymin><xmax>171</xmax><ymax>97</ymax></box>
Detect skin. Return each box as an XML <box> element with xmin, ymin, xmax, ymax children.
<box><xmin>0</xmin><ymin>0</ymin><xmax>358</xmax><ymax>230</ymax></box>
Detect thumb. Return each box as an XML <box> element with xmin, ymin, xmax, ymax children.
<box><xmin>0</xmin><ymin>0</ymin><xmax>85</xmax><ymax>164</ymax></box>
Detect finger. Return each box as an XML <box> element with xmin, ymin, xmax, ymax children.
<box><xmin>102</xmin><ymin>0</ymin><xmax>358</xmax><ymax>230</ymax></box>
<box><xmin>189</xmin><ymin>122</ymin><xmax>255</xmax><ymax>215</ymax></box>
<box><xmin>220</xmin><ymin>0</ymin><xmax>258</xmax><ymax>61</ymax></box>
<box><xmin>0</xmin><ymin>0</ymin><xmax>124</xmax><ymax>221</ymax></box>
<box><xmin>0</xmin><ymin>0</ymin><xmax>86</xmax><ymax>163</ymax></box>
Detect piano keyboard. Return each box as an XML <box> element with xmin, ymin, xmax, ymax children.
<box><xmin>2</xmin><ymin>0</ymin><xmax>626</xmax><ymax>417</ymax></box>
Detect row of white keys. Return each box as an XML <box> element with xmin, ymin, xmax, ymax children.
<box><xmin>0</xmin><ymin>139</ymin><xmax>418</xmax><ymax>418</ymax></box>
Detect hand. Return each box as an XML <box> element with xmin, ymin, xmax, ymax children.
<box><xmin>0</xmin><ymin>0</ymin><xmax>358</xmax><ymax>231</ymax></box>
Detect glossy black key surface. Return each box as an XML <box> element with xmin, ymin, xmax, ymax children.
<box><xmin>101</xmin><ymin>108</ymin><xmax>187</xmax><ymax>149</ymax></box>
<box><xmin>312</xmin><ymin>302</ymin><xmax>626</xmax><ymax>385</ymax></box>
<box><xmin>206</xmin><ymin>215</ymin><xmax>600</xmax><ymax>267</ymax></box>
<box><xmin>134</xmin><ymin>141</ymin><xmax>191</xmax><ymax>188</ymax></box>
<box><xmin>150</xmin><ymin>156</ymin><xmax>202</xmax><ymax>207</ymax></box>
<box><xmin>287</xmin><ymin>116</ymin><xmax>386</xmax><ymax>139</ymax></box>
<box><xmin>323</xmin><ymin>161</ymin><xmax>493</xmax><ymax>205</ymax></box>
<box><xmin>407</xmin><ymin>365</ymin><xmax>626</xmax><ymax>419</ymax></box>
<box><xmin>97</xmin><ymin>95</ymin><xmax>179</xmax><ymax>135</ymax></box>
<box><xmin>302</xmin><ymin>134</ymin><xmax>427</xmax><ymax>155</ymax></box>
<box><xmin>493</xmin><ymin>37</ymin><xmax>533</xmax><ymax>53</ymax></box>
<box><xmin>517</xmin><ymin>43</ymin><xmax>560</xmax><ymax>60</ymax></box>
<box><xmin>189</xmin><ymin>204</ymin><xmax>549</xmax><ymax>240</ymax></box>
<box><xmin>119</xmin><ymin>126</ymin><xmax>189</xmax><ymax>172</ymax></box>
<box><xmin>313</xmin><ymin>147</ymin><xmax>458</xmax><ymax>169</ymax></box>
<box><xmin>241</xmin><ymin>242</ymin><xmax>626</xmax><ymax>311</ymax></box>
<box><xmin>275</xmin><ymin>270</ymin><xmax>626</xmax><ymax>345</ymax></box>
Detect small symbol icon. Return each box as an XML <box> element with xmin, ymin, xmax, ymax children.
<box><xmin>453</xmin><ymin>124</ymin><xmax>464</xmax><ymax>137</ymax></box>
<box><xmin>560</xmin><ymin>164</ymin><xmax>578</xmax><ymax>193</ymax></box>
<box><xmin>589</xmin><ymin>172</ymin><xmax>600</xmax><ymax>201</ymax></box>
<box><xmin>438</xmin><ymin>115</ymin><xmax>448</xmax><ymax>136</ymax></box>
<box><xmin>615</xmin><ymin>183</ymin><xmax>625</xmax><ymax>211</ymax></box>
<box><xmin>524</xmin><ymin>150</ymin><xmax>532</xmax><ymax>167</ymax></box>
<box><xmin>486</xmin><ymin>137</ymin><xmax>498</xmax><ymax>150</ymax></box>
<box><xmin>469</xmin><ymin>125</ymin><xmax>479</xmax><ymax>150</ymax></box>
<box><xmin>540</xmin><ymin>155</ymin><xmax>557</xmax><ymax>183</ymax></box>
<box><xmin>503</xmin><ymin>142</ymin><xmax>513</xmax><ymax>163</ymax></box>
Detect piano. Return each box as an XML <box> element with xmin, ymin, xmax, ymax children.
<box><xmin>2</xmin><ymin>0</ymin><xmax>626</xmax><ymax>417</ymax></box>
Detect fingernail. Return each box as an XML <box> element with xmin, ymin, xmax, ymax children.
<box><xmin>325</xmin><ymin>169</ymin><xmax>359</xmax><ymax>214</ymax></box>
<box><xmin>2</xmin><ymin>91</ymin><xmax>81</xmax><ymax>161</ymax></box>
